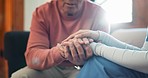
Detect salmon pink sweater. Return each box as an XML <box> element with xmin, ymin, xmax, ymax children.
<box><xmin>25</xmin><ymin>0</ymin><xmax>110</xmax><ymax>70</ymax></box>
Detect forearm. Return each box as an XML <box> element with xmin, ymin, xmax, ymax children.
<box><xmin>90</xmin><ymin>42</ymin><xmax>148</xmax><ymax>74</ymax></box>
<box><xmin>98</xmin><ymin>31</ymin><xmax>141</xmax><ymax>50</ymax></box>
<box><xmin>25</xmin><ymin>46</ymin><xmax>65</xmax><ymax>70</ymax></box>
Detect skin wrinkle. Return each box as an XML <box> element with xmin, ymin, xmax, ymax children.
<box><xmin>83</xmin><ymin>44</ymin><xmax>92</xmax><ymax>59</ymax></box>
<box><xmin>74</xmin><ymin>39</ymin><xmax>85</xmax><ymax>60</ymax></box>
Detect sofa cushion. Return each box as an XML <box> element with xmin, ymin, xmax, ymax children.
<box><xmin>111</xmin><ymin>28</ymin><xmax>147</xmax><ymax>48</ymax></box>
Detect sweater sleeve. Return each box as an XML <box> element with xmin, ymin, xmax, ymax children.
<box><xmin>90</xmin><ymin>42</ymin><xmax>148</xmax><ymax>74</ymax></box>
<box><xmin>98</xmin><ymin>31</ymin><xmax>141</xmax><ymax>50</ymax></box>
<box><xmin>25</xmin><ymin>8</ymin><xmax>65</xmax><ymax>70</ymax></box>
<box><xmin>90</xmin><ymin>29</ymin><xmax>148</xmax><ymax>73</ymax></box>
<box><xmin>141</xmin><ymin>40</ymin><xmax>148</xmax><ymax>51</ymax></box>
<box><xmin>141</xmin><ymin>29</ymin><xmax>148</xmax><ymax>50</ymax></box>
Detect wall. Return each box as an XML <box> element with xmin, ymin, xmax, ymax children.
<box><xmin>24</xmin><ymin>0</ymin><xmax>49</xmax><ymax>31</ymax></box>
<box><xmin>111</xmin><ymin>0</ymin><xmax>148</xmax><ymax>32</ymax></box>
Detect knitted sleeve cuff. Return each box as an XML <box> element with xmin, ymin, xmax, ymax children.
<box><xmin>90</xmin><ymin>42</ymin><xmax>102</xmax><ymax>55</ymax></box>
<box><xmin>97</xmin><ymin>31</ymin><xmax>106</xmax><ymax>42</ymax></box>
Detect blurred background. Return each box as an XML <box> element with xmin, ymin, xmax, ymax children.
<box><xmin>0</xmin><ymin>0</ymin><xmax>148</xmax><ymax>78</ymax></box>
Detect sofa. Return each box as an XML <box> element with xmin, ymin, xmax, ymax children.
<box><xmin>4</xmin><ymin>31</ymin><xmax>29</xmax><ymax>77</ymax></box>
<box><xmin>3</xmin><ymin>28</ymin><xmax>147</xmax><ymax>78</ymax></box>
<box><xmin>111</xmin><ymin>28</ymin><xmax>147</xmax><ymax>48</ymax></box>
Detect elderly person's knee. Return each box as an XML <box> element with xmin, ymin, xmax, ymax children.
<box><xmin>11</xmin><ymin>67</ymin><xmax>43</xmax><ymax>78</ymax></box>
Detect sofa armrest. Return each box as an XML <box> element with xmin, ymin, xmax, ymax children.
<box><xmin>4</xmin><ymin>31</ymin><xmax>30</xmax><ymax>77</ymax></box>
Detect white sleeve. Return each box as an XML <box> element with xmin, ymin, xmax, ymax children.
<box><xmin>90</xmin><ymin>42</ymin><xmax>148</xmax><ymax>74</ymax></box>
<box><xmin>141</xmin><ymin>42</ymin><xmax>148</xmax><ymax>51</ymax></box>
<box><xmin>98</xmin><ymin>31</ymin><xmax>141</xmax><ymax>50</ymax></box>
<box><xmin>141</xmin><ymin>30</ymin><xmax>148</xmax><ymax>50</ymax></box>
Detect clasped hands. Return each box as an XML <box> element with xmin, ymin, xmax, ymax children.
<box><xmin>57</xmin><ymin>30</ymin><xmax>100</xmax><ymax>65</ymax></box>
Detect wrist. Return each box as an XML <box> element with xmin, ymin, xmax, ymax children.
<box><xmin>90</xmin><ymin>42</ymin><xmax>102</xmax><ymax>56</ymax></box>
<box><xmin>90</xmin><ymin>42</ymin><xmax>98</xmax><ymax>53</ymax></box>
<box><xmin>94</xmin><ymin>30</ymin><xmax>100</xmax><ymax>42</ymax></box>
<box><xmin>57</xmin><ymin>43</ymin><xmax>67</xmax><ymax>59</ymax></box>
<box><xmin>97</xmin><ymin>31</ymin><xmax>106</xmax><ymax>42</ymax></box>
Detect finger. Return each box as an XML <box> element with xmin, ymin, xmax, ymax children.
<box><xmin>77</xmin><ymin>38</ymin><xmax>93</xmax><ymax>44</ymax></box>
<box><xmin>88</xmin><ymin>38</ymin><xmax>94</xmax><ymax>43</ymax></box>
<box><xmin>68</xmin><ymin>41</ymin><xmax>79</xmax><ymax>62</ymax></box>
<box><xmin>63</xmin><ymin>34</ymin><xmax>75</xmax><ymax>42</ymax></box>
<box><xmin>77</xmin><ymin>38</ymin><xmax>85</xmax><ymax>44</ymax></box>
<box><xmin>61</xmin><ymin>42</ymin><xmax>68</xmax><ymax>46</ymax></box>
<box><xmin>61</xmin><ymin>41</ymin><xmax>72</xmax><ymax>46</ymax></box>
<box><xmin>73</xmin><ymin>39</ymin><xmax>85</xmax><ymax>61</ymax></box>
<box><xmin>60</xmin><ymin>41</ymin><xmax>73</xmax><ymax>60</ymax></box>
<box><xmin>63</xmin><ymin>30</ymin><xmax>87</xmax><ymax>42</ymax></box>
<box><xmin>63</xmin><ymin>32</ymin><xmax>80</xmax><ymax>42</ymax></box>
<box><xmin>75</xmin><ymin>32</ymin><xmax>90</xmax><ymax>38</ymax></box>
<box><xmin>82</xmin><ymin>44</ymin><xmax>93</xmax><ymax>60</ymax></box>
<box><xmin>57</xmin><ymin>43</ymin><xmax>64</xmax><ymax>51</ymax></box>
<box><xmin>82</xmin><ymin>38</ymin><xmax>90</xmax><ymax>44</ymax></box>
<box><xmin>64</xmin><ymin>46</ymin><xmax>71</xmax><ymax>60</ymax></box>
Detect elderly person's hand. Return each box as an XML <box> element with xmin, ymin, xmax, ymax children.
<box><xmin>63</xmin><ymin>30</ymin><xmax>100</xmax><ymax>44</ymax></box>
<box><xmin>60</xmin><ymin>38</ymin><xmax>93</xmax><ymax>65</ymax></box>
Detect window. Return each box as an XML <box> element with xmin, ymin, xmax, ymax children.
<box><xmin>95</xmin><ymin>0</ymin><xmax>132</xmax><ymax>24</ymax></box>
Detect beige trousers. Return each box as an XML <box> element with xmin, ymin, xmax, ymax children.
<box><xmin>11</xmin><ymin>66</ymin><xmax>79</xmax><ymax>78</ymax></box>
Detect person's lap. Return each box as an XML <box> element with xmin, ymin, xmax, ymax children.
<box><xmin>11</xmin><ymin>66</ymin><xmax>79</xmax><ymax>78</ymax></box>
<box><xmin>11</xmin><ymin>56</ymin><xmax>148</xmax><ymax>78</ymax></box>
<box><xmin>77</xmin><ymin>56</ymin><xmax>148</xmax><ymax>78</ymax></box>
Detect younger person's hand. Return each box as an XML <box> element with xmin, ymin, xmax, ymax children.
<box><xmin>63</xmin><ymin>30</ymin><xmax>100</xmax><ymax>43</ymax></box>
